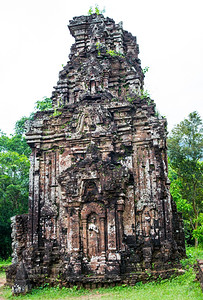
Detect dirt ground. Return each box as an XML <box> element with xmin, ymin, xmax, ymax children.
<box><xmin>0</xmin><ymin>276</ymin><xmax>6</xmax><ymax>300</ymax></box>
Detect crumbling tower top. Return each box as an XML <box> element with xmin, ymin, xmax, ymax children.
<box><xmin>68</xmin><ymin>14</ymin><xmax>138</xmax><ymax>58</ymax></box>
<box><xmin>52</xmin><ymin>13</ymin><xmax>144</xmax><ymax>107</ymax></box>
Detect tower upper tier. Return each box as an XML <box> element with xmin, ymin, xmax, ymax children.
<box><xmin>51</xmin><ymin>13</ymin><xmax>144</xmax><ymax>107</ymax></box>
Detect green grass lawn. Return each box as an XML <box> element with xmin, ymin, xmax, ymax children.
<box><xmin>0</xmin><ymin>246</ymin><xmax>202</xmax><ymax>300</ymax></box>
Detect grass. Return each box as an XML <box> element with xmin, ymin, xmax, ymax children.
<box><xmin>0</xmin><ymin>246</ymin><xmax>202</xmax><ymax>300</ymax></box>
<box><xmin>0</xmin><ymin>258</ymin><xmax>12</xmax><ymax>278</ymax></box>
<box><xmin>0</xmin><ymin>258</ymin><xmax>12</xmax><ymax>270</ymax></box>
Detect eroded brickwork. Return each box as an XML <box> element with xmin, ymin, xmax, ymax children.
<box><xmin>7</xmin><ymin>13</ymin><xmax>185</xmax><ymax>294</ymax></box>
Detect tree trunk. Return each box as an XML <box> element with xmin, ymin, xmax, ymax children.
<box><xmin>195</xmin><ymin>221</ymin><xmax>198</xmax><ymax>248</ymax></box>
<box><xmin>192</xmin><ymin>182</ymin><xmax>198</xmax><ymax>248</ymax></box>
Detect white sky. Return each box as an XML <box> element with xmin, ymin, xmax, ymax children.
<box><xmin>0</xmin><ymin>0</ymin><xmax>203</xmax><ymax>135</ymax></box>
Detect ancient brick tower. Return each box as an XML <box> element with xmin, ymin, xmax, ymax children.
<box><xmin>7</xmin><ymin>14</ymin><xmax>185</xmax><ymax>294</ymax></box>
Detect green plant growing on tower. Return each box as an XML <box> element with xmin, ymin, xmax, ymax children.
<box><xmin>127</xmin><ymin>96</ymin><xmax>134</xmax><ymax>103</ymax></box>
<box><xmin>52</xmin><ymin>108</ymin><xmax>62</xmax><ymax>117</ymax></box>
<box><xmin>106</xmin><ymin>49</ymin><xmax>124</xmax><ymax>57</ymax></box>
<box><xmin>88</xmin><ymin>4</ymin><xmax>105</xmax><ymax>16</ymax></box>
<box><xmin>142</xmin><ymin>66</ymin><xmax>149</xmax><ymax>75</ymax></box>
<box><xmin>96</xmin><ymin>42</ymin><xmax>102</xmax><ymax>56</ymax></box>
<box><xmin>35</xmin><ymin>97</ymin><xmax>52</xmax><ymax>111</ymax></box>
<box><xmin>140</xmin><ymin>89</ymin><xmax>151</xmax><ymax>100</ymax></box>
<box><xmin>88</xmin><ymin>7</ymin><xmax>93</xmax><ymax>15</ymax></box>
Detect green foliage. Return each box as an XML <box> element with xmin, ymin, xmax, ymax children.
<box><xmin>35</xmin><ymin>97</ymin><xmax>52</xmax><ymax>111</ymax></box>
<box><xmin>0</xmin><ymin>126</ymin><xmax>30</xmax><ymax>258</ymax></box>
<box><xmin>52</xmin><ymin>108</ymin><xmax>62</xmax><ymax>117</ymax></box>
<box><xmin>88</xmin><ymin>4</ymin><xmax>105</xmax><ymax>16</ymax></box>
<box><xmin>0</xmin><ymin>96</ymin><xmax>56</xmax><ymax>259</ymax></box>
<box><xmin>168</xmin><ymin>111</ymin><xmax>203</xmax><ymax>162</ymax></box>
<box><xmin>127</xmin><ymin>96</ymin><xmax>134</xmax><ymax>103</ymax></box>
<box><xmin>0</xmin><ymin>131</ymin><xmax>31</xmax><ymax>157</ymax></box>
<box><xmin>139</xmin><ymin>66</ymin><xmax>151</xmax><ymax>101</ymax></box>
<box><xmin>15</xmin><ymin>116</ymin><xmax>31</xmax><ymax>135</ymax></box>
<box><xmin>142</xmin><ymin>66</ymin><xmax>149</xmax><ymax>74</ymax></box>
<box><xmin>168</xmin><ymin>162</ymin><xmax>194</xmax><ymax>242</ymax></box>
<box><xmin>106</xmin><ymin>49</ymin><xmax>124</xmax><ymax>57</ymax></box>
<box><xmin>193</xmin><ymin>213</ymin><xmax>203</xmax><ymax>243</ymax></box>
<box><xmin>95</xmin><ymin>4</ymin><xmax>101</xmax><ymax>15</ymax></box>
<box><xmin>0</xmin><ymin>257</ymin><xmax>11</xmax><ymax>271</ymax></box>
<box><xmin>15</xmin><ymin>97</ymin><xmax>52</xmax><ymax>135</ymax></box>
<box><xmin>180</xmin><ymin>245</ymin><xmax>203</xmax><ymax>269</ymax></box>
<box><xmin>96</xmin><ymin>42</ymin><xmax>101</xmax><ymax>56</ymax></box>
<box><xmin>0</xmin><ymin>150</ymin><xmax>29</xmax><ymax>258</ymax></box>
<box><xmin>88</xmin><ymin>6</ymin><xmax>93</xmax><ymax>15</ymax></box>
<box><xmin>140</xmin><ymin>89</ymin><xmax>151</xmax><ymax>100</ymax></box>
<box><xmin>169</xmin><ymin>170</ymin><xmax>192</xmax><ymax>213</ymax></box>
<box><xmin>168</xmin><ymin>111</ymin><xmax>203</xmax><ymax>246</ymax></box>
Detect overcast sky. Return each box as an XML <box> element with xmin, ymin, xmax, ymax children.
<box><xmin>0</xmin><ymin>0</ymin><xmax>202</xmax><ymax>135</ymax></box>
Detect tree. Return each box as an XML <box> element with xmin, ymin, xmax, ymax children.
<box><xmin>0</xmin><ymin>129</ymin><xmax>31</xmax><ymax>157</ymax></box>
<box><xmin>168</xmin><ymin>161</ymin><xmax>194</xmax><ymax>244</ymax></box>
<box><xmin>0</xmin><ymin>149</ymin><xmax>30</xmax><ymax>258</ymax></box>
<box><xmin>168</xmin><ymin>111</ymin><xmax>203</xmax><ymax>247</ymax></box>
<box><xmin>0</xmin><ymin>97</ymin><xmax>53</xmax><ymax>258</ymax></box>
<box><xmin>0</xmin><ymin>129</ymin><xmax>31</xmax><ymax>258</ymax></box>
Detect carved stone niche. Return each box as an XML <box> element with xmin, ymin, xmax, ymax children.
<box><xmin>79</xmin><ymin>180</ymin><xmax>126</xmax><ymax>276</ymax></box>
<box><xmin>81</xmin><ymin>201</ymin><xmax>106</xmax><ymax>274</ymax></box>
